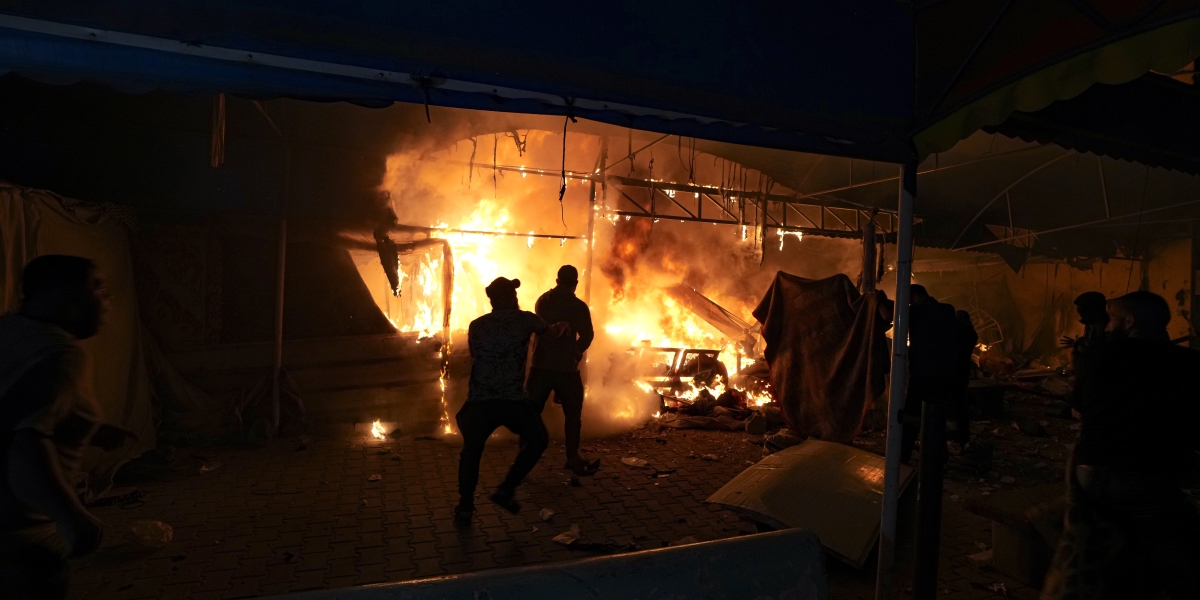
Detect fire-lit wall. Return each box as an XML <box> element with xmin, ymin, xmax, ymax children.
<box><xmin>1147</xmin><ymin>237</ymin><xmax>1193</xmax><ymax>340</ymax></box>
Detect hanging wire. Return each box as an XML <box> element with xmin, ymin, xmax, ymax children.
<box><xmin>557</xmin><ymin>114</ymin><xmax>576</xmax><ymax>228</ymax></box>
<box><xmin>1125</xmin><ymin>165</ymin><xmax>1152</xmax><ymax>293</ymax></box>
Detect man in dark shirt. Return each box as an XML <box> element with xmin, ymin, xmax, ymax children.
<box><xmin>1043</xmin><ymin>291</ymin><xmax>1200</xmax><ymax>600</ymax></box>
<box><xmin>901</xmin><ymin>285</ymin><xmax>957</xmax><ymax>464</ymax></box>
<box><xmin>454</xmin><ymin>277</ymin><xmax>567</xmax><ymax>526</ymax></box>
<box><xmin>951</xmin><ymin>310</ymin><xmax>978</xmax><ymax>446</ymax></box>
<box><xmin>528</xmin><ymin>265</ymin><xmax>597</xmax><ymax>476</ymax></box>
<box><xmin>1</xmin><ymin>255</ymin><xmax>131</xmax><ymax>599</ymax></box>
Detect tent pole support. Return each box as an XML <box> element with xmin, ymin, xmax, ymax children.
<box><xmin>271</xmin><ymin>148</ymin><xmax>290</xmax><ymax>439</ymax></box>
<box><xmin>583</xmin><ymin>137</ymin><xmax>606</xmax><ymax>387</ymax></box>
<box><xmin>875</xmin><ymin>160</ymin><xmax>915</xmax><ymax>600</ymax></box>
<box><xmin>585</xmin><ymin>137</ymin><xmax>606</xmax><ymax>305</ymax></box>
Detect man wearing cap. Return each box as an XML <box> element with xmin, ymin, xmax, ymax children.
<box><xmin>455</xmin><ymin>277</ymin><xmax>568</xmax><ymax>526</ymax></box>
<box><xmin>528</xmin><ymin>265</ymin><xmax>597</xmax><ymax>476</ymax></box>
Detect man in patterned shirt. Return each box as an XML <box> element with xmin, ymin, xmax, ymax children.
<box><xmin>455</xmin><ymin>277</ymin><xmax>567</xmax><ymax>526</ymax></box>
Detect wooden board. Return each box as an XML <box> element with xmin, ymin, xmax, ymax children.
<box><xmin>706</xmin><ymin>440</ymin><xmax>914</xmax><ymax>568</ymax></box>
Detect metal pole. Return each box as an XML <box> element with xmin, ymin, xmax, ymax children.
<box><xmin>271</xmin><ymin>148</ymin><xmax>291</xmax><ymax>439</ymax></box>
<box><xmin>586</xmin><ymin>138</ymin><xmax>606</xmax><ymax>304</ymax></box>
<box><xmin>586</xmin><ymin>179</ymin><xmax>596</xmax><ymax>304</ymax></box>
<box><xmin>913</xmin><ymin>397</ymin><xmax>946</xmax><ymax>600</ymax></box>
<box><xmin>876</xmin><ymin>161</ymin><xmax>916</xmax><ymax>600</ymax></box>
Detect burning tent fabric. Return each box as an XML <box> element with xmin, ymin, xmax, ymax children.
<box><xmin>753</xmin><ymin>272</ymin><xmax>892</xmax><ymax>443</ymax></box>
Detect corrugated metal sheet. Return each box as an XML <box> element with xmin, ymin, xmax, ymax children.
<box><xmin>706</xmin><ymin>440</ymin><xmax>915</xmax><ymax>567</ymax></box>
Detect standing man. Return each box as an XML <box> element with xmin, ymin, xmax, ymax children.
<box><xmin>528</xmin><ymin>265</ymin><xmax>597</xmax><ymax>476</ymax></box>
<box><xmin>1042</xmin><ymin>292</ymin><xmax>1200</xmax><ymax>599</ymax></box>
<box><xmin>951</xmin><ymin>310</ymin><xmax>978</xmax><ymax>446</ymax></box>
<box><xmin>0</xmin><ymin>255</ymin><xmax>130</xmax><ymax>599</ymax></box>
<box><xmin>455</xmin><ymin>277</ymin><xmax>567</xmax><ymax>527</ymax></box>
<box><xmin>900</xmin><ymin>285</ymin><xmax>957</xmax><ymax>465</ymax></box>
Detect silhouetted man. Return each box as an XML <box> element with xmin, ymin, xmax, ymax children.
<box><xmin>952</xmin><ymin>310</ymin><xmax>978</xmax><ymax>446</ymax></box>
<box><xmin>1060</xmin><ymin>291</ymin><xmax>1109</xmax><ymax>353</ymax></box>
<box><xmin>1061</xmin><ymin>291</ymin><xmax>1110</xmax><ymax>420</ymax></box>
<box><xmin>901</xmin><ymin>285</ymin><xmax>957</xmax><ymax>464</ymax></box>
<box><xmin>528</xmin><ymin>265</ymin><xmax>597</xmax><ymax>476</ymax></box>
<box><xmin>1042</xmin><ymin>291</ymin><xmax>1200</xmax><ymax>600</ymax></box>
<box><xmin>454</xmin><ymin>277</ymin><xmax>566</xmax><ymax>526</ymax></box>
<box><xmin>0</xmin><ymin>255</ymin><xmax>130</xmax><ymax>599</ymax></box>
<box><xmin>903</xmin><ymin>285</ymin><xmax>960</xmax><ymax>600</ymax></box>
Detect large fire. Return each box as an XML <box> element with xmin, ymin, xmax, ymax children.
<box><xmin>375</xmin><ymin>126</ymin><xmax>780</xmax><ymax>434</ymax></box>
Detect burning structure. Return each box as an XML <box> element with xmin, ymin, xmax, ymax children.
<box><xmin>351</xmin><ymin>121</ymin><xmax>883</xmax><ymax>438</ymax></box>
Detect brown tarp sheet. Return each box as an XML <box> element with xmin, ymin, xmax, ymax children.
<box><xmin>752</xmin><ymin>273</ymin><xmax>890</xmax><ymax>443</ymax></box>
<box><xmin>0</xmin><ymin>182</ymin><xmax>155</xmax><ymax>495</ymax></box>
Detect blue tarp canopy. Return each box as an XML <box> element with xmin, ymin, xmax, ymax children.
<box><xmin>1</xmin><ymin>1</ymin><xmax>1199</xmax><ymax>163</ymax></box>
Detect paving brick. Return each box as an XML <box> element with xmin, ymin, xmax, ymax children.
<box><xmin>69</xmin><ymin>405</ymin><xmax>1107</xmax><ymax>600</ymax></box>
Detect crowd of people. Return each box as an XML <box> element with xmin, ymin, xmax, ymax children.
<box><xmin>2</xmin><ymin>254</ymin><xmax>1198</xmax><ymax>599</ymax></box>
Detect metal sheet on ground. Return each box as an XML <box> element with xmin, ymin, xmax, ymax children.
<box><xmin>706</xmin><ymin>439</ymin><xmax>915</xmax><ymax>567</ymax></box>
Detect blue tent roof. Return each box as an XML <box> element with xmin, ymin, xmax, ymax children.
<box><xmin>0</xmin><ymin>1</ymin><xmax>1198</xmax><ymax>163</ymax></box>
<box><xmin>0</xmin><ymin>2</ymin><xmax>914</xmax><ymax>161</ymax></box>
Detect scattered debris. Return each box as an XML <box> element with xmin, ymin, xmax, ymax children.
<box><xmin>552</xmin><ymin>524</ymin><xmax>581</xmax><ymax>546</ymax></box>
<box><xmin>199</xmin><ymin>462</ymin><xmax>221</xmax><ymax>475</ymax></box>
<box><xmin>631</xmin><ymin>430</ymin><xmax>666</xmax><ymax>440</ymax></box>
<box><xmin>670</xmin><ymin>536</ymin><xmax>699</xmax><ymax>546</ymax></box>
<box><xmin>539</xmin><ymin>509</ymin><xmax>555</xmax><ymax>521</ymax></box>
<box><xmin>745</xmin><ymin>413</ymin><xmax>767</xmax><ymax>436</ymax></box>
<box><xmin>389</xmin><ymin>428</ymin><xmax>403</xmax><ymax>439</ymax></box>
<box><xmin>130</xmin><ymin>520</ymin><xmax>173</xmax><ymax>548</ymax></box>
<box><xmin>621</xmin><ymin>457</ymin><xmax>649</xmax><ymax>468</ymax></box>
<box><xmin>415</xmin><ymin>435</ymin><xmax>439</xmax><ymax>441</ymax></box>
<box><xmin>296</xmin><ymin>435</ymin><xmax>314</xmax><ymax>450</ymax></box>
<box><xmin>967</xmin><ymin>549</ymin><xmax>994</xmax><ymax>566</ymax></box>
<box><xmin>649</xmin><ymin>467</ymin><xmax>677</xmax><ymax>478</ymax></box>
<box><xmin>969</xmin><ymin>582</ymin><xmax>1009</xmax><ymax>598</ymax></box>
<box><xmin>699</xmin><ymin>454</ymin><xmax>719</xmax><ymax>461</ymax></box>
<box><xmin>1015</xmin><ymin>420</ymin><xmax>1048</xmax><ymax>437</ymax></box>
<box><xmin>551</xmin><ymin>524</ymin><xmax>640</xmax><ymax>553</ymax></box>
<box><xmin>1039</xmin><ymin>375</ymin><xmax>1072</xmax><ymax>397</ymax></box>
<box><xmin>367</xmin><ymin>474</ymin><xmax>382</xmax><ymax>482</ymax></box>
<box><xmin>376</xmin><ymin>448</ymin><xmax>390</xmax><ymax>455</ymax></box>
<box><xmin>283</xmin><ymin>552</ymin><xmax>295</xmax><ymax>563</ymax></box>
<box><xmin>1000</xmin><ymin>476</ymin><xmax>1016</xmax><ymax>484</ymax></box>
<box><xmin>390</xmin><ymin>454</ymin><xmax>402</xmax><ymax>461</ymax></box>
<box><xmin>765</xmin><ymin>428</ymin><xmax>802</xmax><ymax>451</ymax></box>
<box><xmin>86</xmin><ymin>487</ymin><xmax>142</xmax><ymax>508</ymax></box>
<box><xmin>569</xmin><ymin>476</ymin><xmax>582</xmax><ymax>487</ymax></box>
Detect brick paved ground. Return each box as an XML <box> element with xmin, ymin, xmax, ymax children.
<box><xmin>69</xmin><ymin>391</ymin><xmax>1117</xmax><ymax>600</ymax></box>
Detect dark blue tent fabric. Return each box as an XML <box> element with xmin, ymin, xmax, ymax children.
<box><xmin>1</xmin><ymin>1</ymin><xmax>1198</xmax><ymax>164</ymax></box>
<box><xmin>0</xmin><ymin>2</ymin><xmax>916</xmax><ymax>162</ymax></box>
